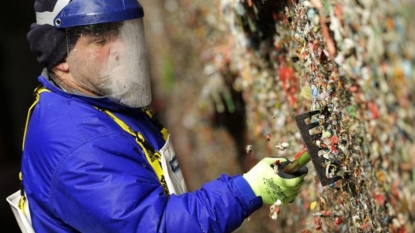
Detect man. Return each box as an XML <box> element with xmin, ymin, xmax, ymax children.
<box><xmin>11</xmin><ymin>0</ymin><xmax>308</xmax><ymax>232</ymax></box>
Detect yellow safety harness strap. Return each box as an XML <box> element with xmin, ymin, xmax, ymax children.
<box><xmin>19</xmin><ymin>86</ymin><xmax>51</xmax><ymax>212</ymax></box>
<box><xmin>18</xmin><ymin>172</ymin><xmax>26</xmax><ymax>212</ymax></box>
<box><xmin>94</xmin><ymin>107</ymin><xmax>169</xmax><ymax>195</ymax></box>
<box><xmin>141</xmin><ymin>107</ymin><xmax>169</xmax><ymax>141</ymax></box>
<box><xmin>22</xmin><ymin>87</ymin><xmax>50</xmax><ymax>150</ymax></box>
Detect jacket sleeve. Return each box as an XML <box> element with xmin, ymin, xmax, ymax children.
<box><xmin>51</xmin><ymin>134</ymin><xmax>262</xmax><ymax>233</ymax></box>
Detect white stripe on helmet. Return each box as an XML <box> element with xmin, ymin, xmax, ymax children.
<box><xmin>36</xmin><ymin>0</ymin><xmax>71</xmax><ymax>26</ymax></box>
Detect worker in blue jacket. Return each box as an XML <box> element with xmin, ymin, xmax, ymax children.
<box><xmin>12</xmin><ymin>0</ymin><xmax>308</xmax><ymax>232</ymax></box>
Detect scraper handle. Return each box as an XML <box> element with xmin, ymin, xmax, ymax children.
<box><xmin>283</xmin><ymin>147</ymin><xmax>311</xmax><ymax>174</ymax></box>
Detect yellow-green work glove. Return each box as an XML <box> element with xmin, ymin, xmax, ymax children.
<box><xmin>243</xmin><ymin>157</ymin><xmax>308</xmax><ymax>205</ymax></box>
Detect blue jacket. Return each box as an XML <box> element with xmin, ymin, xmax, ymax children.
<box><xmin>22</xmin><ymin>74</ymin><xmax>262</xmax><ymax>233</ymax></box>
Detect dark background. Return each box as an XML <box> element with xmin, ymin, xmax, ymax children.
<box><xmin>0</xmin><ymin>1</ymin><xmax>42</xmax><ymax>232</ymax></box>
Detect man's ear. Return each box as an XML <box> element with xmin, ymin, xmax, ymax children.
<box><xmin>53</xmin><ymin>59</ymin><xmax>69</xmax><ymax>73</ymax></box>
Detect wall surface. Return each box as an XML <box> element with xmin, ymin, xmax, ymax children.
<box><xmin>143</xmin><ymin>0</ymin><xmax>415</xmax><ymax>232</ymax></box>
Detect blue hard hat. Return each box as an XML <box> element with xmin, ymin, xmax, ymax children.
<box><xmin>36</xmin><ymin>0</ymin><xmax>144</xmax><ymax>28</ymax></box>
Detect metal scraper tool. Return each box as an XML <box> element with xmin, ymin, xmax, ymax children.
<box><xmin>283</xmin><ymin>110</ymin><xmax>342</xmax><ymax>186</ymax></box>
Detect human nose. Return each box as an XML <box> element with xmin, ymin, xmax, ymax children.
<box><xmin>109</xmin><ymin>38</ymin><xmax>126</xmax><ymax>60</ymax></box>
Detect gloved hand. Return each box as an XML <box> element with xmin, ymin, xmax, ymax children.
<box><xmin>243</xmin><ymin>157</ymin><xmax>308</xmax><ymax>205</ymax></box>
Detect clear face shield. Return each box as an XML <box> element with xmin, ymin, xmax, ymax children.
<box><xmin>66</xmin><ymin>18</ymin><xmax>151</xmax><ymax>108</ymax></box>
